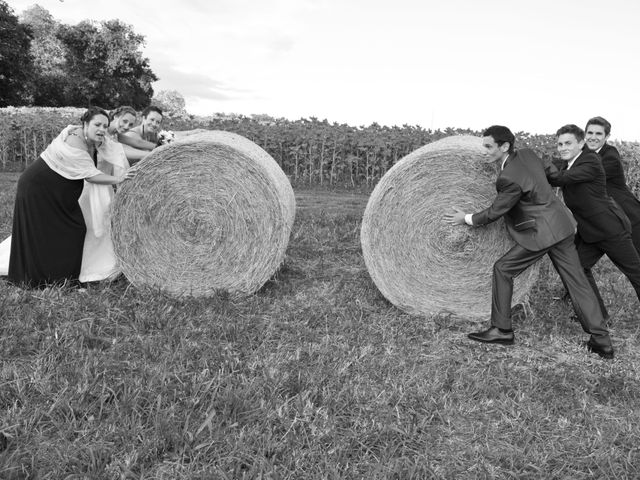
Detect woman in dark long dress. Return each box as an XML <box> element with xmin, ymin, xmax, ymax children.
<box><xmin>8</xmin><ymin>107</ymin><xmax>136</xmax><ymax>288</ymax></box>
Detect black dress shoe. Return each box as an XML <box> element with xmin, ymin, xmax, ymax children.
<box><xmin>584</xmin><ymin>340</ymin><xmax>614</xmax><ymax>360</ymax></box>
<box><xmin>468</xmin><ymin>326</ymin><xmax>514</xmax><ymax>345</ymax></box>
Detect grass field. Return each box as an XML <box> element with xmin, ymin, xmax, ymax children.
<box><xmin>1</xmin><ymin>172</ymin><xmax>640</xmax><ymax>479</ymax></box>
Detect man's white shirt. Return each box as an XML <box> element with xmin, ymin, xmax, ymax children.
<box><xmin>566</xmin><ymin>151</ymin><xmax>582</xmax><ymax>170</ymax></box>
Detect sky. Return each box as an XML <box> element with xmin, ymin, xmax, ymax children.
<box><xmin>7</xmin><ymin>0</ymin><xmax>640</xmax><ymax>141</ymax></box>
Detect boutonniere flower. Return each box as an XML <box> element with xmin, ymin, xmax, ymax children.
<box><xmin>157</xmin><ymin>130</ymin><xmax>175</xmax><ymax>145</ymax></box>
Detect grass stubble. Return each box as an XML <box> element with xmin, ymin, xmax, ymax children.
<box><xmin>1</xmin><ymin>174</ymin><xmax>640</xmax><ymax>479</ymax></box>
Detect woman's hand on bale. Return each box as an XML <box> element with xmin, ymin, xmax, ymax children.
<box><xmin>120</xmin><ymin>166</ymin><xmax>139</xmax><ymax>183</ymax></box>
<box><xmin>444</xmin><ymin>207</ymin><xmax>467</xmax><ymax>226</ymax></box>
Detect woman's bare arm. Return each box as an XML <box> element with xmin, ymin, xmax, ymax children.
<box><xmin>121</xmin><ymin>143</ymin><xmax>150</xmax><ymax>164</ymax></box>
<box><xmin>86</xmin><ymin>167</ymin><xmax>137</xmax><ymax>185</ymax></box>
<box><xmin>118</xmin><ymin>131</ymin><xmax>156</xmax><ymax>150</ymax></box>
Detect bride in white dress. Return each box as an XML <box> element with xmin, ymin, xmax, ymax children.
<box><xmin>1</xmin><ymin>106</ymin><xmax>148</xmax><ymax>282</ymax></box>
<box><xmin>77</xmin><ymin>106</ymin><xmax>149</xmax><ymax>282</ymax></box>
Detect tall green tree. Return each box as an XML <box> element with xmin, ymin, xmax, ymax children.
<box><xmin>19</xmin><ymin>4</ymin><xmax>67</xmax><ymax>106</ymax></box>
<box><xmin>0</xmin><ymin>0</ymin><xmax>33</xmax><ymax>106</ymax></box>
<box><xmin>57</xmin><ymin>19</ymin><xmax>158</xmax><ymax>108</ymax></box>
<box><xmin>152</xmin><ymin>89</ymin><xmax>187</xmax><ymax>115</ymax></box>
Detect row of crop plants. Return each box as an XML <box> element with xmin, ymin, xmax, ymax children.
<box><xmin>1</xmin><ymin>107</ymin><xmax>639</xmax><ymax>193</ymax></box>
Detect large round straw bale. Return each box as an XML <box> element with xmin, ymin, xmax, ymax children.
<box><xmin>111</xmin><ymin>130</ymin><xmax>295</xmax><ymax>296</ymax></box>
<box><xmin>361</xmin><ymin>135</ymin><xmax>539</xmax><ymax>319</ymax></box>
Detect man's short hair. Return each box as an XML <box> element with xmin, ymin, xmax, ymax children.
<box><xmin>482</xmin><ymin>125</ymin><xmax>515</xmax><ymax>153</ymax></box>
<box><xmin>556</xmin><ymin>124</ymin><xmax>585</xmax><ymax>142</ymax></box>
<box><xmin>585</xmin><ymin>116</ymin><xmax>611</xmax><ymax>136</ymax></box>
<box><xmin>141</xmin><ymin>105</ymin><xmax>163</xmax><ymax>118</ymax></box>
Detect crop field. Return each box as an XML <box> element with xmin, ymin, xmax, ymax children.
<box><xmin>2</xmin><ymin>168</ymin><xmax>640</xmax><ymax>479</ymax></box>
<box><xmin>3</xmin><ymin>107</ymin><xmax>640</xmax><ymax>193</ymax></box>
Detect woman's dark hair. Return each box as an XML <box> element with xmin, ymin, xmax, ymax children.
<box><xmin>141</xmin><ymin>105</ymin><xmax>163</xmax><ymax>118</ymax></box>
<box><xmin>110</xmin><ymin>105</ymin><xmax>137</xmax><ymax>121</ymax></box>
<box><xmin>80</xmin><ymin>106</ymin><xmax>110</xmax><ymax>124</ymax></box>
<box><xmin>483</xmin><ymin>125</ymin><xmax>515</xmax><ymax>153</ymax></box>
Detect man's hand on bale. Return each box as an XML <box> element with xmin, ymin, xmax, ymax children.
<box><xmin>444</xmin><ymin>207</ymin><xmax>467</xmax><ymax>226</ymax></box>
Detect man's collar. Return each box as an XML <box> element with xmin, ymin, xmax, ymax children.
<box><xmin>500</xmin><ymin>152</ymin><xmax>511</xmax><ymax>170</ymax></box>
<box><xmin>567</xmin><ymin>150</ymin><xmax>582</xmax><ymax>169</ymax></box>
<box><xmin>583</xmin><ymin>143</ymin><xmax>605</xmax><ymax>154</ymax></box>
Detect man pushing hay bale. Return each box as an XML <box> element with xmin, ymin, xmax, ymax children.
<box><xmin>361</xmin><ymin>134</ymin><xmax>539</xmax><ymax>320</ymax></box>
<box><xmin>111</xmin><ymin>131</ymin><xmax>295</xmax><ymax>296</ymax></box>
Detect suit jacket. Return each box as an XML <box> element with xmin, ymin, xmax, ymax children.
<box><xmin>471</xmin><ymin>148</ymin><xmax>576</xmax><ymax>252</ymax></box>
<box><xmin>546</xmin><ymin>149</ymin><xmax>630</xmax><ymax>243</ymax></box>
<box><xmin>595</xmin><ymin>143</ymin><xmax>640</xmax><ymax>227</ymax></box>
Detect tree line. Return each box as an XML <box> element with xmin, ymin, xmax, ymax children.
<box><xmin>1</xmin><ymin>0</ymin><xmax>638</xmax><ymax>189</ymax></box>
<box><xmin>0</xmin><ymin>1</ymin><xmax>156</xmax><ymax>109</ymax></box>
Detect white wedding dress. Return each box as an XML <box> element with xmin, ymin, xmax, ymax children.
<box><xmin>0</xmin><ymin>136</ymin><xmax>129</xmax><ymax>283</ymax></box>
<box><xmin>77</xmin><ymin>178</ymin><xmax>120</xmax><ymax>283</ymax></box>
<box><xmin>0</xmin><ymin>236</ymin><xmax>10</xmax><ymax>276</ymax></box>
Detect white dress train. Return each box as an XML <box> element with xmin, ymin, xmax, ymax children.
<box><xmin>0</xmin><ymin>235</ymin><xmax>10</xmax><ymax>276</ymax></box>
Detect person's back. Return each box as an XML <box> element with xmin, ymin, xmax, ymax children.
<box><xmin>550</xmin><ymin>147</ymin><xmax>628</xmax><ymax>243</ymax></box>
<box><xmin>507</xmin><ymin>148</ymin><xmax>561</xmax><ymax>206</ymax></box>
<box><xmin>598</xmin><ymin>143</ymin><xmax>640</xmax><ymax>223</ymax></box>
<box><xmin>600</xmin><ymin>143</ymin><xmax>627</xmax><ymax>190</ymax></box>
<box><xmin>477</xmin><ymin>148</ymin><xmax>576</xmax><ymax>252</ymax></box>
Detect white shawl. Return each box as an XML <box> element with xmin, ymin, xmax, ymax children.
<box><xmin>40</xmin><ymin>125</ymin><xmax>103</xmax><ymax>180</ymax></box>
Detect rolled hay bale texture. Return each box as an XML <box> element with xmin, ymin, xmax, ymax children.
<box><xmin>111</xmin><ymin>130</ymin><xmax>295</xmax><ymax>296</ymax></box>
<box><xmin>361</xmin><ymin>135</ymin><xmax>539</xmax><ymax>319</ymax></box>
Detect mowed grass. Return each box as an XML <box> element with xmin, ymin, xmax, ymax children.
<box><xmin>1</xmin><ymin>172</ymin><xmax>640</xmax><ymax>479</ymax></box>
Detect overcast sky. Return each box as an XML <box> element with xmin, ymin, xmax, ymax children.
<box><xmin>8</xmin><ymin>0</ymin><xmax>640</xmax><ymax>140</ymax></box>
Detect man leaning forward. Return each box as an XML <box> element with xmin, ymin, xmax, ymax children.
<box><xmin>443</xmin><ymin>125</ymin><xmax>613</xmax><ymax>359</ymax></box>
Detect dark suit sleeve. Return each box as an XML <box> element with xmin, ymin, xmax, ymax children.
<box><xmin>600</xmin><ymin>146</ymin><xmax>625</xmax><ymax>182</ymax></box>
<box><xmin>543</xmin><ymin>156</ymin><xmax>559</xmax><ymax>172</ymax></box>
<box><xmin>546</xmin><ymin>154</ymin><xmax>600</xmax><ymax>187</ymax></box>
<box><xmin>471</xmin><ymin>176</ymin><xmax>523</xmax><ymax>226</ymax></box>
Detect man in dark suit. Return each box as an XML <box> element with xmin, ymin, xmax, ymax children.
<box><xmin>585</xmin><ymin>116</ymin><xmax>640</xmax><ymax>253</ymax></box>
<box><xmin>444</xmin><ymin>125</ymin><xmax>613</xmax><ymax>358</ymax></box>
<box><xmin>546</xmin><ymin>124</ymin><xmax>640</xmax><ymax>321</ymax></box>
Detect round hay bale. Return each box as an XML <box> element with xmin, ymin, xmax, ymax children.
<box><xmin>361</xmin><ymin>135</ymin><xmax>539</xmax><ymax>319</ymax></box>
<box><xmin>111</xmin><ymin>130</ymin><xmax>295</xmax><ymax>296</ymax></box>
